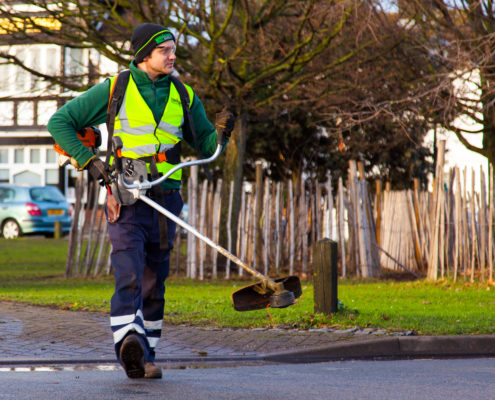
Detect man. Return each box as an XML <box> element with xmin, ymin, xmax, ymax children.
<box><xmin>47</xmin><ymin>23</ymin><xmax>234</xmax><ymax>379</ymax></box>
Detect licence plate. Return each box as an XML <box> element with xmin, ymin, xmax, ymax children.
<box><xmin>47</xmin><ymin>209</ymin><xmax>64</xmax><ymax>216</ymax></box>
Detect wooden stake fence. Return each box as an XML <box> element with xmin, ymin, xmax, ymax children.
<box><xmin>65</xmin><ymin>142</ymin><xmax>495</xmax><ymax>282</ymax></box>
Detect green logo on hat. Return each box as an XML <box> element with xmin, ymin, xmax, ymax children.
<box><xmin>155</xmin><ymin>33</ymin><xmax>173</xmax><ymax>45</ymax></box>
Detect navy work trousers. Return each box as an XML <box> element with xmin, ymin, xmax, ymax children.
<box><xmin>106</xmin><ymin>190</ymin><xmax>183</xmax><ymax>362</ymax></box>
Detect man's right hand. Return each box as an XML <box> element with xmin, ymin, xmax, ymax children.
<box><xmin>87</xmin><ymin>158</ymin><xmax>110</xmax><ymax>183</ymax></box>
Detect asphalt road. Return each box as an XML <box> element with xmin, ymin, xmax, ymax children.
<box><xmin>1</xmin><ymin>358</ymin><xmax>495</xmax><ymax>400</ymax></box>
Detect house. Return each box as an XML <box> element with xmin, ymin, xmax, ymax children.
<box><xmin>0</xmin><ymin>3</ymin><xmax>117</xmax><ymax>200</ymax></box>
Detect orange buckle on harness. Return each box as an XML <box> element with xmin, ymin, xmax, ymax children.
<box><xmin>153</xmin><ymin>152</ymin><xmax>168</xmax><ymax>163</ymax></box>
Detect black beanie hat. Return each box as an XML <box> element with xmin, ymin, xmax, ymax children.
<box><xmin>131</xmin><ymin>23</ymin><xmax>175</xmax><ymax>64</ymax></box>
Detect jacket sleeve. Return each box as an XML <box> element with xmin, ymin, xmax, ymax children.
<box><xmin>47</xmin><ymin>80</ymin><xmax>110</xmax><ymax>168</ymax></box>
<box><xmin>182</xmin><ymin>92</ymin><xmax>228</xmax><ymax>158</ymax></box>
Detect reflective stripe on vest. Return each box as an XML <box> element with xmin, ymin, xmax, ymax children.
<box><xmin>109</xmin><ymin>73</ymin><xmax>193</xmax><ymax>180</ymax></box>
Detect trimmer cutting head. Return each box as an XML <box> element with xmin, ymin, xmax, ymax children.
<box><xmin>231</xmin><ymin>276</ymin><xmax>302</xmax><ymax>311</ymax></box>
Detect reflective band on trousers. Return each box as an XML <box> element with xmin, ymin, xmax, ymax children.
<box><xmin>110</xmin><ymin>310</ymin><xmax>144</xmax><ymax>327</ymax></box>
<box><xmin>109</xmin><ymin>72</ymin><xmax>194</xmax><ymax>180</ymax></box>
<box><xmin>144</xmin><ymin>319</ymin><xmax>163</xmax><ymax>349</ymax></box>
<box><xmin>144</xmin><ymin>319</ymin><xmax>163</xmax><ymax>330</ymax></box>
<box><xmin>113</xmin><ymin>323</ymin><xmax>146</xmax><ymax>344</ymax></box>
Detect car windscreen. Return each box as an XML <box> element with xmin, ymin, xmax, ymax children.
<box><xmin>29</xmin><ymin>186</ymin><xmax>66</xmax><ymax>202</ymax></box>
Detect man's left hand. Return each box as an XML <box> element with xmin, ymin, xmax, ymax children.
<box><xmin>87</xmin><ymin>158</ymin><xmax>110</xmax><ymax>184</ymax></box>
<box><xmin>215</xmin><ymin>109</ymin><xmax>235</xmax><ymax>138</ymax></box>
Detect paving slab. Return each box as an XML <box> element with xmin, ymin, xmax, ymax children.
<box><xmin>0</xmin><ymin>301</ymin><xmax>364</xmax><ymax>364</ymax></box>
<box><xmin>1</xmin><ymin>300</ymin><xmax>494</xmax><ymax>366</ymax></box>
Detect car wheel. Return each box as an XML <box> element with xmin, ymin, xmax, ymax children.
<box><xmin>2</xmin><ymin>219</ymin><xmax>21</xmax><ymax>239</ymax></box>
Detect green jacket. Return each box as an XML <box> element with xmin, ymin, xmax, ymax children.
<box><xmin>47</xmin><ymin>61</ymin><xmax>221</xmax><ymax>190</ymax></box>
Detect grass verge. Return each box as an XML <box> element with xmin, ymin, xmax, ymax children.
<box><xmin>0</xmin><ymin>238</ymin><xmax>494</xmax><ymax>334</ymax></box>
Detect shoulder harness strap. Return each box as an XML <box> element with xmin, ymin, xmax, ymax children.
<box><xmin>105</xmin><ymin>70</ymin><xmax>131</xmax><ymax>166</ymax></box>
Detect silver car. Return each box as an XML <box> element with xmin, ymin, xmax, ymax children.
<box><xmin>0</xmin><ymin>184</ymin><xmax>72</xmax><ymax>239</ymax></box>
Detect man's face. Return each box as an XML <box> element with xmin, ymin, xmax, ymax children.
<box><xmin>143</xmin><ymin>41</ymin><xmax>176</xmax><ymax>76</ymax></box>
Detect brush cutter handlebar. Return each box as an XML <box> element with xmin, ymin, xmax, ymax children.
<box><xmin>118</xmin><ymin>144</ymin><xmax>223</xmax><ymax>192</ymax></box>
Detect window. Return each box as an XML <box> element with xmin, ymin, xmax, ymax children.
<box><xmin>65</xmin><ymin>47</ymin><xmax>86</xmax><ymax>85</ymax></box>
<box><xmin>30</xmin><ymin>186</ymin><xmax>65</xmax><ymax>202</ymax></box>
<box><xmin>30</xmin><ymin>48</ymin><xmax>42</xmax><ymax>90</ymax></box>
<box><xmin>0</xmin><ymin>63</ymin><xmax>9</xmax><ymax>92</ymax></box>
<box><xmin>46</xmin><ymin>148</ymin><xmax>57</xmax><ymax>163</ymax></box>
<box><xmin>0</xmin><ymin>169</ymin><xmax>8</xmax><ymax>183</ymax></box>
<box><xmin>17</xmin><ymin>101</ymin><xmax>34</xmax><ymax>125</ymax></box>
<box><xmin>0</xmin><ymin>187</ymin><xmax>15</xmax><ymax>202</ymax></box>
<box><xmin>0</xmin><ymin>102</ymin><xmax>14</xmax><ymax>126</ymax></box>
<box><xmin>0</xmin><ymin>150</ymin><xmax>8</xmax><ymax>164</ymax></box>
<box><xmin>30</xmin><ymin>149</ymin><xmax>40</xmax><ymax>163</ymax></box>
<box><xmin>8</xmin><ymin>45</ymin><xmax>61</xmax><ymax>95</ymax></box>
<box><xmin>37</xmin><ymin>101</ymin><xmax>58</xmax><ymax>125</ymax></box>
<box><xmin>14</xmin><ymin>170</ymin><xmax>40</xmax><ymax>186</ymax></box>
<box><xmin>14</xmin><ymin>48</ymin><xmax>28</xmax><ymax>92</ymax></box>
<box><xmin>45</xmin><ymin>169</ymin><xmax>58</xmax><ymax>185</ymax></box>
<box><xmin>14</xmin><ymin>149</ymin><xmax>24</xmax><ymax>164</ymax></box>
<box><xmin>45</xmin><ymin>48</ymin><xmax>60</xmax><ymax>76</ymax></box>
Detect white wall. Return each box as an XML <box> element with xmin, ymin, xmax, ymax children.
<box><xmin>425</xmin><ymin>69</ymin><xmax>489</xmax><ymax>193</ymax></box>
<box><xmin>424</xmin><ymin>128</ymin><xmax>487</xmax><ymax>193</ymax></box>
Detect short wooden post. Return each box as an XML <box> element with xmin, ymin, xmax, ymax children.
<box><xmin>54</xmin><ymin>220</ymin><xmax>62</xmax><ymax>239</ymax></box>
<box><xmin>313</xmin><ymin>238</ymin><xmax>338</xmax><ymax>314</ymax></box>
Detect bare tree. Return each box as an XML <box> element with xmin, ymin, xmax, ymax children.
<box><xmin>170</xmin><ymin>1</ymin><xmax>386</xmax><ymax>246</ymax></box>
<box><xmin>1</xmin><ymin>0</ymin><xmax>388</xmax><ymax>248</ymax></box>
<box><xmin>244</xmin><ymin>1</ymin><xmax>437</xmax><ymax>189</ymax></box>
<box><xmin>392</xmin><ymin>1</ymin><xmax>495</xmax><ymax>165</ymax></box>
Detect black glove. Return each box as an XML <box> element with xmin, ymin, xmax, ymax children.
<box><xmin>215</xmin><ymin>108</ymin><xmax>235</xmax><ymax>138</ymax></box>
<box><xmin>87</xmin><ymin>158</ymin><xmax>110</xmax><ymax>184</ymax></box>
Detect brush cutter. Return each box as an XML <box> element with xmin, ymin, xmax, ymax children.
<box><xmin>110</xmin><ymin>134</ymin><xmax>302</xmax><ymax>311</ymax></box>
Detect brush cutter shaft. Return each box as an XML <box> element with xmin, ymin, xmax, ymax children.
<box><xmin>139</xmin><ymin>194</ymin><xmax>282</xmax><ymax>292</ymax></box>
<box><xmin>115</xmin><ymin>142</ymin><xmax>284</xmax><ymax>293</ymax></box>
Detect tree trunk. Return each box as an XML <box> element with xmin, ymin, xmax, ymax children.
<box><xmin>222</xmin><ymin>111</ymin><xmax>247</xmax><ymax>256</ymax></box>
<box><xmin>65</xmin><ymin>171</ymin><xmax>84</xmax><ymax>278</ymax></box>
<box><xmin>484</xmin><ymin>100</ymin><xmax>495</xmax><ymax>166</ymax></box>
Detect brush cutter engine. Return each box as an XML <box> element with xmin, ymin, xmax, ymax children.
<box><xmin>110</xmin><ymin>157</ymin><xmax>149</xmax><ymax>205</ymax></box>
<box><xmin>110</xmin><ymin>136</ymin><xmax>151</xmax><ymax>205</ymax></box>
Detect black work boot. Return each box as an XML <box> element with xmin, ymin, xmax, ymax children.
<box><xmin>120</xmin><ymin>334</ymin><xmax>145</xmax><ymax>379</ymax></box>
<box><xmin>144</xmin><ymin>362</ymin><xmax>163</xmax><ymax>379</ymax></box>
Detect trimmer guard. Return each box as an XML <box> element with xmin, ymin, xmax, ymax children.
<box><xmin>231</xmin><ymin>276</ymin><xmax>302</xmax><ymax>311</ymax></box>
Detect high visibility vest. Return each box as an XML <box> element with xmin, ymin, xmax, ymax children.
<box><xmin>109</xmin><ymin>73</ymin><xmax>194</xmax><ymax>181</ymax></box>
